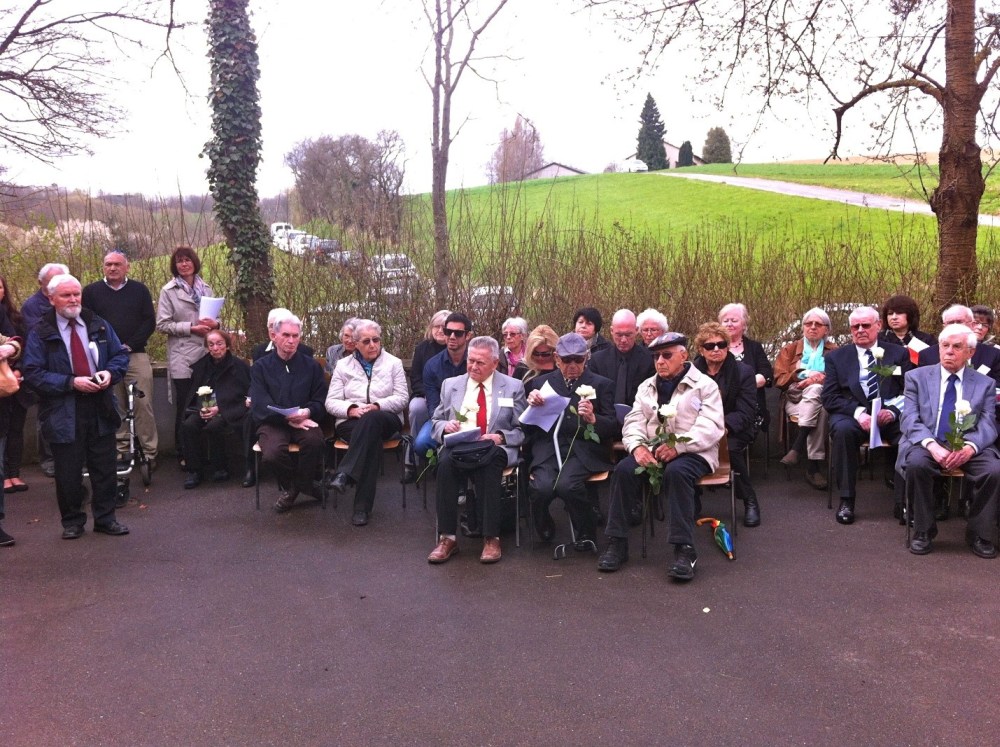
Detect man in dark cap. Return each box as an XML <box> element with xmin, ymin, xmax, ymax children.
<box><xmin>597</xmin><ymin>332</ymin><xmax>725</xmax><ymax>581</ymax></box>
<box><xmin>523</xmin><ymin>333</ymin><xmax>617</xmax><ymax>548</ymax></box>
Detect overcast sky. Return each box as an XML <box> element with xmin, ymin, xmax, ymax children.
<box><xmin>2</xmin><ymin>0</ymin><xmax>931</xmax><ymax>198</ymax></box>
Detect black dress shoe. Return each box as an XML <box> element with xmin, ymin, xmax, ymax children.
<box><xmin>62</xmin><ymin>525</ymin><xmax>84</xmax><ymax>540</ymax></box>
<box><xmin>597</xmin><ymin>537</ymin><xmax>628</xmax><ymax>572</ymax></box>
<box><xmin>241</xmin><ymin>469</ymin><xmax>256</xmax><ymax>488</ymax></box>
<box><xmin>836</xmin><ymin>498</ymin><xmax>855</xmax><ymax>525</ymax></box>
<box><xmin>970</xmin><ymin>535</ymin><xmax>998</xmax><ymax>559</ymax></box>
<box><xmin>0</xmin><ymin>525</ymin><xmax>16</xmax><ymax>546</ymax></box>
<box><xmin>351</xmin><ymin>510</ymin><xmax>369</xmax><ymax>526</ymax></box>
<box><xmin>211</xmin><ymin>469</ymin><xmax>230</xmax><ymax>482</ymax></box>
<box><xmin>330</xmin><ymin>472</ymin><xmax>349</xmax><ymax>494</ymax></box>
<box><xmin>400</xmin><ymin>463</ymin><xmax>417</xmax><ymax>485</ymax></box>
<box><xmin>183</xmin><ymin>471</ymin><xmax>202</xmax><ymax>489</ymax></box>
<box><xmin>573</xmin><ymin>534</ymin><xmax>598</xmax><ymax>553</ymax></box>
<box><xmin>909</xmin><ymin>531</ymin><xmax>933</xmax><ymax>555</ymax></box>
<box><xmin>93</xmin><ymin>521</ymin><xmax>129</xmax><ymax>536</ymax></box>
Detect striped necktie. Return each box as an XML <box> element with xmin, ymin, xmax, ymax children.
<box><xmin>864</xmin><ymin>350</ymin><xmax>878</xmax><ymax>401</ymax></box>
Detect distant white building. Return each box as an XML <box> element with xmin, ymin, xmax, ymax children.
<box><xmin>523</xmin><ymin>162</ymin><xmax>587</xmax><ymax>180</ymax></box>
<box><xmin>627</xmin><ymin>142</ymin><xmax>705</xmax><ymax>169</ymax></box>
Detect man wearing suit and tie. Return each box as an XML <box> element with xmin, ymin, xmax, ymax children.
<box><xmin>898</xmin><ymin>324</ymin><xmax>1000</xmax><ymax>558</ymax></box>
<box><xmin>821</xmin><ymin>305</ymin><xmax>912</xmax><ymax>525</ymax></box>
<box><xmin>427</xmin><ymin>336</ymin><xmax>526</xmax><ymax>565</ymax></box>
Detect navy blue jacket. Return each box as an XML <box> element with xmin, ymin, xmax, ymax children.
<box><xmin>422</xmin><ymin>348</ymin><xmax>467</xmax><ymax>418</ymax></box>
<box><xmin>22</xmin><ymin>309</ymin><xmax>129</xmax><ymax>444</ymax></box>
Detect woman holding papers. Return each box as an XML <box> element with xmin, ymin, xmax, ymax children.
<box><xmin>156</xmin><ymin>246</ymin><xmax>220</xmax><ymax>464</ymax></box>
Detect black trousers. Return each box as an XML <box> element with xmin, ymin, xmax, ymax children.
<box><xmin>335</xmin><ymin>411</ymin><xmax>401</xmax><ymax>513</ymax></box>
<box><xmin>436</xmin><ymin>444</ymin><xmax>508</xmax><ymax>537</ymax></box>
<box><xmin>830</xmin><ymin>413</ymin><xmax>899</xmax><ymax>498</ymax></box>
<box><xmin>256</xmin><ymin>423</ymin><xmax>325</xmax><ymax>493</ymax></box>
<box><xmin>901</xmin><ymin>447</ymin><xmax>1000</xmax><ymax>541</ymax></box>
<box><xmin>728</xmin><ymin>438</ymin><xmax>756</xmax><ymax>505</ymax></box>
<box><xmin>50</xmin><ymin>395</ymin><xmax>119</xmax><ymax>530</ymax></box>
<box><xmin>605</xmin><ymin>452</ymin><xmax>711</xmax><ymax>546</ymax></box>
<box><xmin>529</xmin><ymin>454</ymin><xmax>599</xmax><ymax>538</ymax></box>
<box><xmin>172</xmin><ymin>378</ymin><xmax>193</xmax><ymax>461</ymax></box>
<box><xmin>181</xmin><ymin>411</ymin><xmax>247</xmax><ymax>474</ymax></box>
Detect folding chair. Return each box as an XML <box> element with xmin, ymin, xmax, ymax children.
<box><xmin>433</xmin><ymin>464</ymin><xmax>521</xmax><ymax>547</ymax></box>
<box><xmin>903</xmin><ymin>467</ymin><xmax>964</xmax><ymax>546</ymax></box>
<box><xmin>328</xmin><ymin>435</ymin><xmax>404</xmax><ymax>505</ymax></box>
<box><xmin>253</xmin><ymin>440</ymin><xmax>328</xmax><ymax>511</ymax></box>
<box><xmin>552</xmin><ymin>470</ymin><xmax>608</xmax><ymax>559</ymax></box>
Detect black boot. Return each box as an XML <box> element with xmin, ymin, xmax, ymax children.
<box><xmin>743</xmin><ymin>495</ymin><xmax>761</xmax><ymax>527</ymax></box>
<box><xmin>597</xmin><ymin>537</ymin><xmax>628</xmax><ymax>572</ymax></box>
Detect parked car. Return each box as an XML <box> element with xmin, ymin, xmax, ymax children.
<box><xmin>470</xmin><ymin>285</ymin><xmax>518</xmax><ymax>317</ymax></box>
<box><xmin>371</xmin><ymin>253</ymin><xmax>418</xmax><ymax>283</ymax></box>
<box><xmin>270</xmin><ymin>222</ymin><xmax>293</xmax><ymax>243</ymax></box>
<box><xmin>277</xmin><ymin>229</ymin><xmax>307</xmax><ymax>253</ymax></box>
<box><xmin>289</xmin><ymin>234</ymin><xmax>318</xmax><ymax>256</ymax></box>
<box><xmin>325</xmin><ymin>249</ymin><xmax>363</xmax><ymax>268</ymax></box>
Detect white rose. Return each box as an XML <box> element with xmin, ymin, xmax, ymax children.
<box><xmin>955</xmin><ymin>399</ymin><xmax>972</xmax><ymax>418</ymax></box>
<box><xmin>659</xmin><ymin>404</ymin><xmax>677</xmax><ymax>419</ymax></box>
<box><xmin>463</xmin><ymin>404</ymin><xmax>479</xmax><ymax>415</ymax></box>
<box><xmin>871</xmin><ymin>346</ymin><xmax>884</xmax><ymax>361</ymax></box>
<box><xmin>196</xmin><ymin>386</ymin><xmax>214</xmax><ymax>397</ymax></box>
<box><xmin>575</xmin><ymin>384</ymin><xmax>597</xmax><ymax>401</ymax></box>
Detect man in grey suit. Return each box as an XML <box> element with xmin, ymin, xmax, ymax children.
<box><xmin>898</xmin><ymin>324</ymin><xmax>1000</xmax><ymax>558</ymax></box>
<box><xmin>427</xmin><ymin>336</ymin><xmax>526</xmax><ymax>565</ymax></box>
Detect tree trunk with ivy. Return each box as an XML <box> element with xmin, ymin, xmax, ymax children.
<box><xmin>205</xmin><ymin>0</ymin><xmax>273</xmax><ymax>346</ymax></box>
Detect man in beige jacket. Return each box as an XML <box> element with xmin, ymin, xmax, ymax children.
<box><xmin>597</xmin><ymin>332</ymin><xmax>725</xmax><ymax>581</ymax></box>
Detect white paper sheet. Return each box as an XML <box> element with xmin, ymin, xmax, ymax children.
<box><xmin>518</xmin><ymin>380</ymin><xmax>570</xmax><ymax>431</ymax></box>
<box><xmin>869</xmin><ymin>397</ymin><xmax>884</xmax><ymax>448</ymax></box>
<box><xmin>267</xmin><ymin>404</ymin><xmax>300</xmax><ymax>417</ymax></box>
<box><xmin>199</xmin><ymin>296</ymin><xmax>225</xmax><ymax>320</ymax></box>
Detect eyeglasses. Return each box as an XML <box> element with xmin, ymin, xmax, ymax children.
<box><xmin>850</xmin><ymin>322</ymin><xmax>874</xmax><ymax>331</ymax></box>
<box><xmin>558</xmin><ymin>355</ymin><xmax>586</xmax><ymax>365</ymax></box>
<box><xmin>803</xmin><ymin>321</ymin><xmax>827</xmax><ymax>328</ymax></box>
<box><xmin>358</xmin><ymin>337</ymin><xmax>380</xmax><ymax>345</ymax></box>
<box><xmin>443</xmin><ymin>328</ymin><xmax>467</xmax><ymax>337</ymax></box>
<box><xmin>702</xmin><ymin>340</ymin><xmax>728</xmax><ymax>351</ymax></box>
<box><xmin>653</xmin><ymin>351</ymin><xmax>676</xmax><ymax>361</ymax></box>
<box><xmin>532</xmin><ymin>350</ymin><xmax>553</xmax><ymax>359</ymax></box>
<box><xmin>502</xmin><ymin>331</ymin><xmax>522</xmax><ymax>337</ymax></box>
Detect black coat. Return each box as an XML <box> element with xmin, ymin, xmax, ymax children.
<box><xmin>733</xmin><ymin>336</ymin><xmax>773</xmax><ymax>429</ymax></box>
<box><xmin>184</xmin><ymin>351</ymin><xmax>252</xmax><ymax>426</ymax></box>
<box><xmin>822</xmin><ymin>343</ymin><xmax>911</xmax><ymax>419</ymax></box>
<box><xmin>589</xmin><ymin>342</ymin><xmax>655</xmax><ymax>407</ymax></box>
<box><xmin>693</xmin><ymin>354</ymin><xmax>757</xmax><ymax>448</ymax></box>
<box><xmin>524</xmin><ymin>369</ymin><xmax>616</xmax><ymax>473</ymax></box>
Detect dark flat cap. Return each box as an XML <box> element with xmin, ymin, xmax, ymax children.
<box><xmin>555</xmin><ymin>332</ymin><xmax>589</xmax><ymax>357</ymax></box>
<box><xmin>648</xmin><ymin>331</ymin><xmax>688</xmax><ymax>352</ymax></box>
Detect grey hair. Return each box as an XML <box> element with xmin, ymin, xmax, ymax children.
<box><xmin>272</xmin><ymin>312</ymin><xmax>302</xmax><ymax>334</ymax></box>
<box><xmin>341</xmin><ymin>317</ymin><xmax>360</xmax><ymax>336</ymax></box>
<box><xmin>636</xmin><ymin>308</ymin><xmax>668</xmax><ymax>332</ymax></box>
<box><xmin>425</xmin><ymin>309</ymin><xmax>452</xmax><ymax>340</ymax></box>
<box><xmin>39</xmin><ymin>263</ymin><xmax>70</xmax><ymax>282</ymax></box>
<box><xmin>718</xmin><ymin>302</ymin><xmax>749</xmax><ymax>326</ymax></box>
<box><xmin>848</xmin><ymin>305</ymin><xmax>879</xmax><ymax>325</ymax></box>
<box><xmin>46</xmin><ymin>273</ymin><xmax>81</xmax><ymax>295</ymax></box>
<box><xmin>939</xmin><ymin>323</ymin><xmax>977</xmax><ymax>349</ymax></box>
<box><xmin>942</xmin><ymin>304</ymin><xmax>974</xmax><ymax>324</ymax></box>
<box><xmin>802</xmin><ymin>307</ymin><xmax>831</xmax><ymax>328</ymax></box>
<box><xmin>469</xmin><ymin>335</ymin><xmax>500</xmax><ymax>360</ymax></box>
<box><xmin>352</xmin><ymin>319</ymin><xmax>381</xmax><ymax>341</ymax></box>
<box><xmin>267</xmin><ymin>307</ymin><xmax>293</xmax><ymax>331</ymax></box>
<box><xmin>501</xmin><ymin>316</ymin><xmax>529</xmax><ymax>336</ymax></box>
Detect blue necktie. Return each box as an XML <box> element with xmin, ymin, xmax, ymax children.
<box><xmin>936</xmin><ymin>374</ymin><xmax>958</xmax><ymax>442</ymax></box>
<box><xmin>864</xmin><ymin>350</ymin><xmax>878</xmax><ymax>401</ymax></box>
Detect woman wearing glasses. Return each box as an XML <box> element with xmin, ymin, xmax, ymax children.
<box><xmin>692</xmin><ymin>322</ymin><xmax>762</xmax><ymax>527</ymax></box>
<box><xmin>774</xmin><ymin>307</ymin><xmax>838</xmax><ymax>490</ymax></box>
<box><xmin>498</xmin><ymin>316</ymin><xmax>529</xmax><ymax>379</ymax></box>
<box><xmin>325</xmin><ymin>320</ymin><xmax>409</xmax><ymax>527</ymax></box>
<box><xmin>521</xmin><ymin>325</ymin><xmax>559</xmax><ymax>386</ymax></box>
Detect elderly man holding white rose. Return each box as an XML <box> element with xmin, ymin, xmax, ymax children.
<box><xmin>523</xmin><ymin>333</ymin><xmax>617</xmax><ymax>548</ymax></box>
<box><xmin>896</xmin><ymin>323</ymin><xmax>1000</xmax><ymax>558</ymax></box>
<box><xmin>598</xmin><ymin>332</ymin><xmax>725</xmax><ymax>582</ymax></box>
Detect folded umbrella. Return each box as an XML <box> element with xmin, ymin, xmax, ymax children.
<box><xmin>696</xmin><ymin>517</ymin><xmax>734</xmax><ymax>560</ymax></box>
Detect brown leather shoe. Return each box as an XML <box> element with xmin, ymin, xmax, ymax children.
<box><xmin>428</xmin><ymin>537</ymin><xmax>459</xmax><ymax>564</ymax></box>
<box><xmin>805</xmin><ymin>471</ymin><xmax>828</xmax><ymax>490</ymax></box>
<box><xmin>480</xmin><ymin>537</ymin><xmax>502</xmax><ymax>564</ymax></box>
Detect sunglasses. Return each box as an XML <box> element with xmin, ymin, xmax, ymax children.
<box><xmin>653</xmin><ymin>351</ymin><xmax>676</xmax><ymax>361</ymax></box>
<box><xmin>532</xmin><ymin>350</ymin><xmax>553</xmax><ymax>359</ymax></box>
<box><xmin>850</xmin><ymin>323</ymin><xmax>874</xmax><ymax>331</ymax></box>
<box><xmin>559</xmin><ymin>355</ymin><xmax>586</xmax><ymax>365</ymax></box>
<box><xmin>702</xmin><ymin>341</ymin><xmax>728</xmax><ymax>351</ymax></box>
<box><xmin>358</xmin><ymin>337</ymin><xmax>380</xmax><ymax>345</ymax></box>
<box><xmin>443</xmin><ymin>328</ymin><xmax>467</xmax><ymax>337</ymax></box>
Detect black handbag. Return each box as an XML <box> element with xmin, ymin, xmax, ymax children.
<box><xmin>448</xmin><ymin>439</ymin><xmax>498</xmax><ymax>469</ymax></box>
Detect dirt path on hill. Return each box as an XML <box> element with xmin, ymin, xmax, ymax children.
<box><xmin>657</xmin><ymin>171</ymin><xmax>1000</xmax><ymax>227</ymax></box>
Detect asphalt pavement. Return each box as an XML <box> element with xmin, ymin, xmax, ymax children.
<box><xmin>2</xmin><ymin>451</ymin><xmax>997</xmax><ymax>746</ymax></box>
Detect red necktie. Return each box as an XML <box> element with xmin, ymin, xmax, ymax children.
<box><xmin>477</xmin><ymin>383</ymin><xmax>487</xmax><ymax>435</ymax></box>
<box><xmin>69</xmin><ymin>319</ymin><xmax>92</xmax><ymax>377</ymax></box>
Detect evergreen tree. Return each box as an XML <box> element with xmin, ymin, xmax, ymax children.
<box><xmin>636</xmin><ymin>94</ymin><xmax>667</xmax><ymax>170</ymax></box>
<box><xmin>677</xmin><ymin>141</ymin><xmax>694</xmax><ymax>167</ymax></box>
<box><xmin>702</xmin><ymin>127</ymin><xmax>732</xmax><ymax>164</ymax></box>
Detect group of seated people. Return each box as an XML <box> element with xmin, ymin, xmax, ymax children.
<box><xmin>182</xmin><ymin>296</ymin><xmax>1000</xmax><ymax>581</ymax></box>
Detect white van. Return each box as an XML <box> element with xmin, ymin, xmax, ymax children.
<box><xmin>270</xmin><ymin>222</ymin><xmax>293</xmax><ymax>243</ymax></box>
